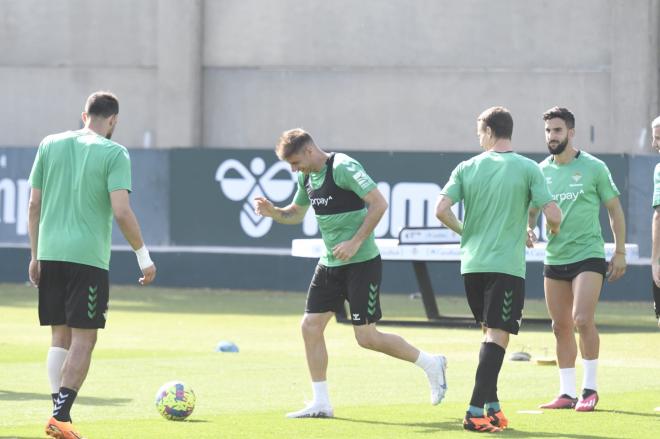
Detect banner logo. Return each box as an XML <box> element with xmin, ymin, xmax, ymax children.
<box><xmin>215</xmin><ymin>158</ymin><xmax>296</xmax><ymax>237</ymax></box>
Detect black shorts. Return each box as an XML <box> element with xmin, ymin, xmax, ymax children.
<box><xmin>653</xmin><ymin>281</ymin><xmax>660</xmax><ymax>319</ymax></box>
<box><xmin>306</xmin><ymin>256</ymin><xmax>382</xmax><ymax>326</ymax></box>
<box><xmin>463</xmin><ymin>273</ymin><xmax>525</xmax><ymax>335</ymax></box>
<box><xmin>38</xmin><ymin>261</ymin><xmax>109</xmax><ymax>329</ymax></box>
<box><xmin>543</xmin><ymin>258</ymin><xmax>607</xmax><ymax>281</ymax></box>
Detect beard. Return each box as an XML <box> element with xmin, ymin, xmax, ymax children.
<box><xmin>105</xmin><ymin>127</ymin><xmax>114</xmax><ymax>140</ymax></box>
<box><xmin>547</xmin><ymin>137</ymin><xmax>568</xmax><ymax>155</ymax></box>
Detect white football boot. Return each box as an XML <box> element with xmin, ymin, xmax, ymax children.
<box><xmin>285</xmin><ymin>402</ymin><xmax>334</xmax><ymax>418</ymax></box>
<box><xmin>426</xmin><ymin>354</ymin><xmax>448</xmax><ymax>405</ymax></box>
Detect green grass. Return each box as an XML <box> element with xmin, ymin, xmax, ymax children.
<box><xmin>1</xmin><ymin>282</ymin><xmax>659</xmax><ymax>438</ymax></box>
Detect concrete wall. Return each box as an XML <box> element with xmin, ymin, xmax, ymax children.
<box><xmin>0</xmin><ymin>0</ymin><xmax>658</xmax><ymax>154</ymax></box>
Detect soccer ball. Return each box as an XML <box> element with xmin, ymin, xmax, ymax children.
<box><xmin>155</xmin><ymin>381</ymin><xmax>196</xmax><ymax>421</ymax></box>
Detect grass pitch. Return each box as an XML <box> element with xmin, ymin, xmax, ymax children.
<box><xmin>1</xmin><ymin>283</ymin><xmax>659</xmax><ymax>438</ymax></box>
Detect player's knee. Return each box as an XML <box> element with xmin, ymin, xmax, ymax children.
<box><xmin>551</xmin><ymin>320</ymin><xmax>573</xmax><ymax>337</ymax></box>
<box><xmin>354</xmin><ymin>330</ymin><xmax>377</xmax><ymax>350</ymax></box>
<box><xmin>300</xmin><ymin>316</ymin><xmax>324</xmax><ymax>338</ymax></box>
<box><xmin>573</xmin><ymin>314</ymin><xmax>594</xmax><ymax>331</ymax></box>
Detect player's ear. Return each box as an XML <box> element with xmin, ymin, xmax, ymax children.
<box><xmin>81</xmin><ymin>112</ymin><xmax>88</xmax><ymax>125</ymax></box>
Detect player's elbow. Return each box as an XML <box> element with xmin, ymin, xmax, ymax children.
<box><xmin>28</xmin><ymin>198</ymin><xmax>41</xmax><ymax>214</ymax></box>
<box><xmin>112</xmin><ymin>205</ymin><xmax>133</xmax><ymax>224</ymax></box>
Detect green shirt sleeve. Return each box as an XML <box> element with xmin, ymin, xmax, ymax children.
<box><xmin>333</xmin><ymin>155</ymin><xmax>376</xmax><ymax>198</ymax></box>
<box><xmin>529</xmin><ymin>163</ymin><xmax>554</xmax><ymax>208</ymax></box>
<box><xmin>441</xmin><ymin>163</ymin><xmax>463</xmax><ymax>203</ymax></box>
<box><xmin>293</xmin><ymin>173</ymin><xmax>310</xmax><ymax>206</ymax></box>
<box><xmin>28</xmin><ymin>139</ymin><xmax>47</xmax><ymax>189</ymax></box>
<box><xmin>653</xmin><ymin>163</ymin><xmax>660</xmax><ymax>208</ymax></box>
<box><xmin>107</xmin><ymin>148</ymin><xmax>132</xmax><ymax>193</ymax></box>
<box><xmin>595</xmin><ymin>161</ymin><xmax>619</xmax><ymax>203</ymax></box>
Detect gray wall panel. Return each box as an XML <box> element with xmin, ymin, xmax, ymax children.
<box><xmin>204</xmin><ymin>0</ymin><xmax>610</xmax><ymax>68</ymax></box>
<box><xmin>0</xmin><ymin>0</ymin><xmax>157</xmax><ymax>67</ymax></box>
<box><xmin>203</xmin><ymin>68</ymin><xmax>612</xmax><ymax>152</ymax></box>
<box><xmin>0</xmin><ymin>68</ymin><xmax>158</xmax><ymax>148</ymax></box>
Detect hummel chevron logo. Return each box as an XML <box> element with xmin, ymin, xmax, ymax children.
<box><xmin>501</xmin><ymin>290</ymin><xmax>513</xmax><ymax>322</ymax></box>
<box><xmin>367</xmin><ymin>283</ymin><xmax>378</xmax><ymax>316</ymax></box>
<box><xmin>88</xmin><ymin>285</ymin><xmax>98</xmax><ymax>319</ymax></box>
<box><xmin>53</xmin><ymin>392</ymin><xmax>67</xmax><ymax>413</ymax></box>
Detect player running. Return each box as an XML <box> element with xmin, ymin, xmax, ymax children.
<box><xmin>254</xmin><ymin>128</ymin><xmax>447</xmax><ymax>419</ymax></box>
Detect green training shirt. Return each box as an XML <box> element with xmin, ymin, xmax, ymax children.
<box><xmin>28</xmin><ymin>129</ymin><xmax>132</xmax><ymax>270</ymax></box>
<box><xmin>441</xmin><ymin>151</ymin><xmax>553</xmax><ymax>278</ymax></box>
<box><xmin>653</xmin><ymin>162</ymin><xmax>660</xmax><ymax>208</ymax></box>
<box><xmin>293</xmin><ymin>153</ymin><xmax>379</xmax><ymax>267</ymax></box>
<box><xmin>539</xmin><ymin>151</ymin><xmax>620</xmax><ymax>265</ymax></box>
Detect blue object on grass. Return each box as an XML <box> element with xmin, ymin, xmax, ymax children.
<box><xmin>215</xmin><ymin>341</ymin><xmax>239</xmax><ymax>352</ymax></box>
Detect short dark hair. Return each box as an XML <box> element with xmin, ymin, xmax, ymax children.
<box><xmin>276</xmin><ymin>128</ymin><xmax>314</xmax><ymax>159</ymax></box>
<box><xmin>85</xmin><ymin>91</ymin><xmax>119</xmax><ymax>118</ymax></box>
<box><xmin>477</xmin><ymin>106</ymin><xmax>513</xmax><ymax>140</ymax></box>
<box><xmin>543</xmin><ymin>106</ymin><xmax>575</xmax><ymax>129</ymax></box>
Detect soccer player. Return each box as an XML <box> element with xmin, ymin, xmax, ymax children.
<box><xmin>531</xmin><ymin>107</ymin><xmax>627</xmax><ymax>412</ymax></box>
<box><xmin>254</xmin><ymin>128</ymin><xmax>447</xmax><ymax>419</ymax></box>
<box><xmin>28</xmin><ymin>91</ymin><xmax>157</xmax><ymax>439</ymax></box>
<box><xmin>651</xmin><ymin>115</ymin><xmax>660</xmax><ymax>327</ymax></box>
<box><xmin>436</xmin><ymin>106</ymin><xmax>561</xmax><ymax>433</ymax></box>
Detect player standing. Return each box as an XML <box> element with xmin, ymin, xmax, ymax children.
<box><xmin>28</xmin><ymin>91</ymin><xmax>156</xmax><ymax>438</ymax></box>
<box><xmin>436</xmin><ymin>106</ymin><xmax>561</xmax><ymax>432</ymax></box>
<box><xmin>650</xmin><ymin>115</ymin><xmax>660</xmax><ymax>327</ymax></box>
<box><xmin>531</xmin><ymin>107</ymin><xmax>627</xmax><ymax>412</ymax></box>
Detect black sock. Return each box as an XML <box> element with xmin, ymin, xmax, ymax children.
<box><xmin>51</xmin><ymin>393</ymin><xmax>58</xmax><ymax>407</ymax></box>
<box><xmin>53</xmin><ymin>387</ymin><xmax>77</xmax><ymax>422</ymax></box>
<box><xmin>470</xmin><ymin>342</ymin><xmax>506</xmax><ymax>408</ymax></box>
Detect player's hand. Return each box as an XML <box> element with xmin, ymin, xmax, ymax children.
<box><xmin>607</xmin><ymin>253</ymin><xmax>626</xmax><ymax>282</ymax></box>
<box><xmin>28</xmin><ymin>259</ymin><xmax>40</xmax><ymax>287</ymax></box>
<box><xmin>253</xmin><ymin>197</ymin><xmax>275</xmax><ymax>217</ymax></box>
<box><xmin>139</xmin><ymin>263</ymin><xmax>156</xmax><ymax>286</ymax></box>
<box><xmin>652</xmin><ymin>263</ymin><xmax>660</xmax><ymax>288</ymax></box>
<box><xmin>526</xmin><ymin>227</ymin><xmax>537</xmax><ymax>248</ymax></box>
<box><xmin>332</xmin><ymin>239</ymin><xmax>361</xmax><ymax>261</ymax></box>
<box><xmin>546</xmin><ymin>223</ymin><xmax>560</xmax><ymax>236</ymax></box>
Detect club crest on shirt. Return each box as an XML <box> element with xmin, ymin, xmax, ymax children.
<box><xmin>572</xmin><ymin>172</ymin><xmax>582</xmax><ymax>183</ymax></box>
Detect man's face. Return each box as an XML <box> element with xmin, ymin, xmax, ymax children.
<box><xmin>652</xmin><ymin>126</ymin><xmax>660</xmax><ymax>153</ymax></box>
<box><xmin>285</xmin><ymin>147</ymin><xmax>313</xmax><ymax>174</ymax></box>
<box><xmin>545</xmin><ymin>118</ymin><xmax>571</xmax><ymax>155</ymax></box>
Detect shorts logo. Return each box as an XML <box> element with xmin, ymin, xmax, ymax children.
<box><xmin>352</xmin><ymin>313</ymin><xmax>361</xmax><ymax>321</ymax></box>
<box><xmin>88</xmin><ymin>285</ymin><xmax>98</xmax><ymax>319</ymax></box>
<box><xmin>367</xmin><ymin>283</ymin><xmax>378</xmax><ymax>316</ymax></box>
<box><xmin>215</xmin><ymin>158</ymin><xmax>296</xmax><ymax>237</ymax></box>
<box><xmin>501</xmin><ymin>289</ymin><xmax>513</xmax><ymax>322</ymax></box>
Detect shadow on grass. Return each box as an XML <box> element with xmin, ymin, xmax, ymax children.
<box><xmin>334</xmin><ymin>416</ymin><xmax>614</xmax><ymax>438</ymax></box>
<box><xmin>0</xmin><ymin>390</ymin><xmax>131</xmax><ymax>406</ymax></box>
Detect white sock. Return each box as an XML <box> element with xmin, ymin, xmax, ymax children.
<box><xmin>558</xmin><ymin>367</ymin><xmax>577</xmax><ymax>398</ymax></box>
<box><xmin>582</xmin><ymin>359</ymin><xmax>598</xmax><ymax>391</ymax></box>
<box><xmin>312</xmin><ymin>381</ymin><xmax>330</xmax><ymax>406</ymax></box>
<box><xmin>47</xmin><ymin>347</ymin><xmax>68</xmax><ymax>394</ymax></box>
<box><xmin>414</xmin><ymin>351</ymin><xmax>435</xmax><ymax>372</ymax></box>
